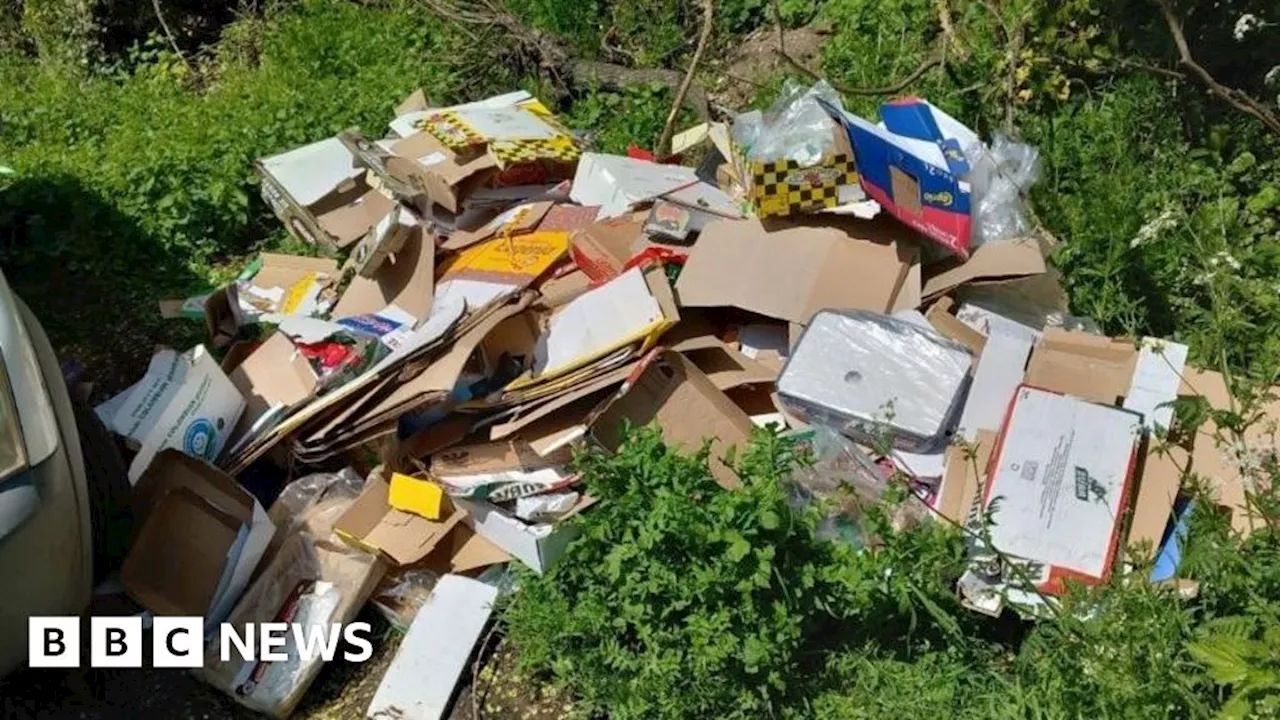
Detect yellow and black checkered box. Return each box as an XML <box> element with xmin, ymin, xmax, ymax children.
<box><xmin>491</xmin><ymin>137</ymin><xmax>581</xmax><ymax>167</ymax></box>
<box><xmin>747</xmin><ymin>153</ymin><xmax>859</xmax><ymax>218</ymax></box>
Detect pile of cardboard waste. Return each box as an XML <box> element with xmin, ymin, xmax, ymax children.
<box><xmin>93</xmin><ymin>83</ymin><xmax>1274</xmax><ymax>718</ymax></box>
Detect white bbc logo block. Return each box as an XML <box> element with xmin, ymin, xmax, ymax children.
<box><xmin>91</xmin><ymin>616</ymin><xmax>143</xmax><ymax>668</ymax></box>
<box><xmin>152</xmin><ymin>616</ymin><xmax>204</xmax><ymax>668</ymax></box>
<box><xmin>29</xmin><ymin>617</ymin><xmax>80</xmax><ymax>668</ymax></box>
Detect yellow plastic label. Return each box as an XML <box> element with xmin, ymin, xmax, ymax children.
<box><xmin>388</xmin><ymin>473</ymin><xmax>444</xmax><ymax>520</ymax></box>
<box><xmin>280</xmin><ymin>272</ymin><xmax>317</xmax><ymax>315</ymax></box>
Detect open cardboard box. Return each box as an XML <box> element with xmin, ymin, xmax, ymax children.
<box><xmin>936</xmin><ymin>323</ymin><xmax>1237</xmax><ymax>568</ymax></box>
<box><xmin>121</xmin><ymin>450</ymin><xmax>274</xmax><ymax>625</ymax></box>
<box><xmin>333</xmin><ymin>470</ymin><xmax>510</xmax><ymax>571</ymax></box>
<box><xmin>256</xmin><ymin>137</ymin><xmax>394</xmax><ymax>251</ymax></box>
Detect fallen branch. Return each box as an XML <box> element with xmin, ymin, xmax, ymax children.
<box><xmin>421</xmin><ymin>0</ymin><xmax>710</xmax><ymax>121</ymax></box>
<box><xmin>152</xmin><ymin>0</ymin><xmax>196</xmax><ymax>76</ymax></box>
<box><xmin>1155</xmin><ymin>0</ymin><xmax>1280</xmax><ymax>137</ymax></box>
<box><xmin>656</xmin><ymin>0</ymin><xmax>715</xmax><ymax>156</ymax></box>
<box><xmin>770</xmin><ymin>0</ymin><xmax>945</xmax><ymax>96</ymax></box>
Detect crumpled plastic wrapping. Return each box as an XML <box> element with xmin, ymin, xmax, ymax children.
<box><xmin>371</xmin><ymin>568</ymin><xmax>440</xmax><ymax>632</ymax></box>
<box><xmin>732</xmin><ymin>80</ymin><xmax>843</xmax><ymax>167</ymax></box>
<box><xmin>268</xmin><ymin>467</ymin><xmax>364</xmax><ymax>537</ymax></box>
<box><xmin>198</xmin><ymin>469</ymin><xmax>384</xmax><ymax>719</ymax></box>
<box><xmin>787</xmin><ymin>427</ymin><xmax>887</xmax><ymax>547</ymax></box>
<box><xmin>964</xmin><ymin>133</ymin><xmax>1041</xmax><ymax>247</ymax></box>
<box><xmin>777</xmin><ymin>311</ymin><xmax>973</xmax><ymax>452</ymax></box>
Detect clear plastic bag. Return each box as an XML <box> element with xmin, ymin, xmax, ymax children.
<box><xmin>787</xmin><ymin>427</ymin><xmax>886</xmax><ymax>547</ymax></box>
<box><xmin>268</xmin><ymin>467</ymin><xmax>365</xmax><ymax>538</ymax></box>
<box><xmin>371</xmin><ymin>569</ymin><xmax>440</xmax><ymax>632</ymax></box>
<box><xmin>964</xmin><ymin>133</ymin><xmax>1041</xmax><ymax>247</ymax></box>
<box><xmin>777</xmin><ymin>311</ymin><xmax>974</xmax><ymax>452</ymax></box>
<box><xmin>732</xmin><ymin>80</ymin><xmax>843</xmax><ymax>167</ymax></box>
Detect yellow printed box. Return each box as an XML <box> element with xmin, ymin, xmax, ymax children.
<box><xmin>736</xmin><ymin>125</ymin><xmax>861</xmax><ymax>218</ymax></box>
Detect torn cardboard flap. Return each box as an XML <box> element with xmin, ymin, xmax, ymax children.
<box><xmin>925</xmin><ymin>297</ymin><xmax>987</xmax><ymax>357</ymax></box>
<box><xmin>675</xmin><ymin>217</ymin><xmax>918</xmax><ymax>325</ymax></box>
<box><xmin>333</xmin><ymin>226</ymin><xmax>435</xmax><ymax>324</ymax></box>
<box><xmin>442</xmin><ymin>200</ymin><xmax>554</xmax><ymax>252</ymax></box>
<box><xmin>388</xmin><ymin>131</ymin><xmax>497</xmax><ymax>214</ymax></box>
<box><xmin>1179</xmin><ymin>368</ymin><xmax>1280</xmax><ymax>539</ymax></box>
<box><xmin>921</xmin><ymin>237</ymin><xmax>1047</xmax><ymax>299</ymax></box>
<box><xmin>226</xmin><ymin>331</ymin><xmax>317</xmax><ymax>445</ymax></box>
<box><xmin>937</xmin><ymin>430</ymin><xmax>996</xmax><ymax>525</ymax></box>
<box><xmin>1024</xmin><ymin>329</ymin><xmax>1138</xmax><ymax>405</ymax></box>
<box><xmin>568</xmin><ymin>212</ymin><xmax>651</xmax><ymax>284</ymax></box>
<box><xmin>590</xmin><ymin>351</ymin><xmax>753</xmax><ymax>489</ymax></box>
<box><xmin>418</xmin><ymin>523</ymin><xmax>511</xmax><ymax>574</ymax></box>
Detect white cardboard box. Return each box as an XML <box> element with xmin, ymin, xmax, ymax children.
<box><xmin>109</xmin><ymin>346</ymin><xmax>246</xmax><ymax>484</ymax></box>
<box><xmin>983</xmin><ymin>385</ymin><xmax>1142</xmax><ymax>593</ymax></box>
<box><xmin>455</xmin><ymin>497</ymin><xmax>581</xmax><ymax>575</ymax></box>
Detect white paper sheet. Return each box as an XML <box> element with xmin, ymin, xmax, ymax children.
<box><xmin>1124</xmin><ymin>337</ymin><xmax>1188</xmax><ymax>431</ymax></box>
<box><xmin>570</xmin><ymin>153</ymin><xmax>700</xmax><ymax>219</ymax></box>
<box><xmin>533</xmin><ymin>267</ymin><xmax>660</xmax><ymax>377</ymax></box>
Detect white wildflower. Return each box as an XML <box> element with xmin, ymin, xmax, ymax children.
<box><xmin>1267</xmin><ymin>65</ymin><xmax>1280</xmax><ymax>87</ymax></box>
<box><xmin>1129</xmin><ymin>205</ymin><xmax>1181</xmax><ymax>248</ymax></box>
<box><xmin>1235</xmin><ymin>13</ymin><xmax>1260</xmax><ymax>41</ymax></box>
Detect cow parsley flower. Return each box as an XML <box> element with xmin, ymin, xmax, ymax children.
<box><xmin>1235</xmin><ymin>13</ymin><xmax>1261</xmax><ymax>40</ymax></box>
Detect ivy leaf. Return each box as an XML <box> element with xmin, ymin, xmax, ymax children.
<box><xmin>759</xmin><ymin>510</ymin><xmax>780</xmax><ymax>530</ymax></box>
<box><xmin>726</xmin><ymin>532</ymin><xmax>751</xmax><ymax>562</ymax></box>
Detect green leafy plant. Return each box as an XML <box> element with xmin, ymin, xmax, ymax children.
<box><xmin>504</xmin><ymin>426</ymin><xmax>846</xmax><ymax>719</ymax></box>
<box><xmin>1190</xmin><ymin>616</ymin><xmax>1280</xmax><ymax>718</ymax></box>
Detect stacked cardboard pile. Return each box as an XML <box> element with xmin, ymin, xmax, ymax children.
<box><xmin>95</xmin><ymin>85</ymin><xmax>1277</xmax><ymax>718</ymax></box>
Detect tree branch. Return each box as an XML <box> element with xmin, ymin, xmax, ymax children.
<box><xmin>771</xmin><ymin>0</ymin><xmax>944</xmax><ymax>97</ymax></box>
<box><xmin>152</xmin><ymin>0</ymin><xmax>195</xmax><ymax>76</ymax></box>
<box><xmin>1155</xmin><ymin>0</ymin><xmax>1280</xmax><ymax>137</ymax></box>
<box><xmin>656</xmin><ymin>0</ymin><xmax>714</xmax><ymax>157</ymax></box>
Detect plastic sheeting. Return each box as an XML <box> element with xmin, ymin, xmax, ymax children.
<box><xmin>777</xmin><ymin>310</ymin><xmax>973</xmax><ymax>452</ymax></box>
<box><xmin>731</xmin><ymin>80</ymin><xmax>843</xmax><ymax>167</ymax></box>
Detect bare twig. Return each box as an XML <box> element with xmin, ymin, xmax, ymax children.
<box><xmin>656</xmin><ymin>0</ymin><xmax>714</xmax><ymax>156</ymax></box>
<box><xmin>1004</xmin><ymin>19</ymin><xmax>1026</xmax><ymax>133</ymax></box>
<box><xmin>934</xmin><ymin>0</ymin><xmax>966</xmax><ymax>59</ymax></box>
<box><xmin>771</xmin><ymin>0</ymin><xmax>944</xmax><ymax>96</ymax></box>
<box><xmin>151</xmin><ymin>0</ymin><xmax>195</xmax><ymax>76</ymax></box>
<box><xmin>1155</xmin><ymin>0</ymin><xmax>1280</xmax><ymax>137</ymax></box>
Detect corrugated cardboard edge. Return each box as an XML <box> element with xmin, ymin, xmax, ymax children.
<box><xmin>921</xmin><ymin>237</ymin><xmax>1046</xmax><ymax>299</ymax></box>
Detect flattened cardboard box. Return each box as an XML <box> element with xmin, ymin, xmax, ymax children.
<box><xmin>675</xmin><ymin>217</ymin><xmax>918</xmax><ymax>325</ymax></box>
<box><xmin>589</xmin><ymin>351</ymin><xmax>755</xmax><ymax>490</ymax></box>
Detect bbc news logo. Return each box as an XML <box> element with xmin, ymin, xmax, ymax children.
<box><xmin>29</xmin><ymin>617</ymin><xmax>373</xmax><ymax>668</ymax></box>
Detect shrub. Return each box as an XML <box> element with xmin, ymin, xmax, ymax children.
<box><xmin>504</xmin><ymin>427</ymin><xmax>849</xmax><ymax>719</ymax></box>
